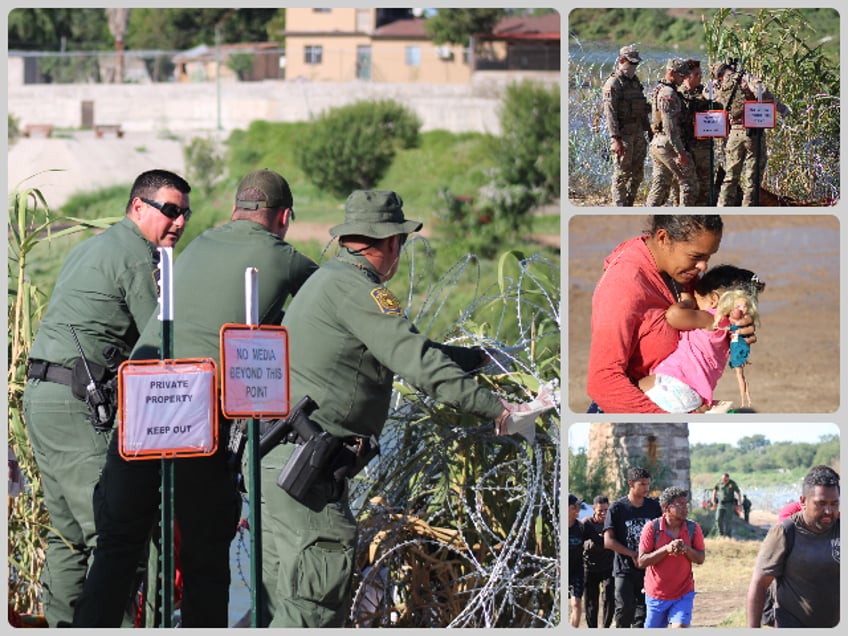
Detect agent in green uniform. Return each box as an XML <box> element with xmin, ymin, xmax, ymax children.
<box><xmin>259</xmin><ymin>189</ymin><xmax>527</xmax><ymax>627</ymax></box>
<box><xmin>73</xmin><ymin>169</ymin><xmax>318</xmax><ymax>627</ymax></box>
<box><xmin>22</xmin><ymin>169</ymin><xmax>191</xmax><ymax>627</ymax></box>
<box><xmin>712</xmin><ymin>472</ymin><xmax>742</xmax><ymax>537</ymax></box>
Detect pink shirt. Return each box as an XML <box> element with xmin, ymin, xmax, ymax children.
<box><xmin>588</xmin><ymin>236</ymin><xmax>683</xmax><ymax>413</ymax></box>
<box><xmin>651</xmin><ymin>308</ymin><xmax>730</xmax><ymax>404</ymax></box>
<box><xmin>640</xmin><ymin>516</ymin><xmax>706</xmax><ymax>600</ymax></box>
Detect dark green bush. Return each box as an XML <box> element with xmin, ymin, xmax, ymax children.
<box><xmin>496</xmin><ymin>80</ymin><xmax>560</xmax><ymax>201</ymax></box>
<box><xmin>296</xmin><ymin>99</ymin><xmax>421</xmax><ymax>198</ymax></box>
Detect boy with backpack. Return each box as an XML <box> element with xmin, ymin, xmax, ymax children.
<box><xmin>637</xmin><ymin>486</ymin><xmax>706</xmax><ymax>627</ymax></box>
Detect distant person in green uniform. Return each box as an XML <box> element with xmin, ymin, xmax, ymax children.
<box><xmin>22</xmin><ymin>169</ymin><xmax>191</xmax><ymax>627</ymax></box>
<box><xmin>712</xmin><ymin>472</ymin><xmax>742</xmax><ymax>537</ymax></box>
<box><xmin>259</xmin><ymin>189</ymin><xmax>529</xmax><ymax>627</ymax></box>
<box><xmin>73</xmin><ymin>169</ymin><xmax>318</xmax><ymax>627</ymax></box>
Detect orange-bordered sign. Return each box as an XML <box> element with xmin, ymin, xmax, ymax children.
<box><xmin>695</xmin><ymin>110</ymin><xmax>729</xmax><ymax>139</ymax></box>
<box><xmin>219</xmin><ymin>323</ymin><xmax>290</xmax><ymax>419</ymax></box>
<box><xmin>117</xmin><ymin>358</ymin><xmax>218</xmax><ymax>461</ymax></box>
<box><xmin>743</xmin><ymin>100</ymin><xmax>776</xmax><ymax>129</ymax></box>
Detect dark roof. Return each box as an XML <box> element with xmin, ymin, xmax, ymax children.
<box><xmin>373</xmin><ymin>17</ymin><xmax>428</xmax><ymax>39</ymax></box>
<box><xmin>490</xmin><ymin>13</ymin><xmax>561</xmax><ymax>40</ymax></box>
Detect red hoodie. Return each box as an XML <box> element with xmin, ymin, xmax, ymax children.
<box><xmin>587</xmin><ymin>235</ymin><xmax>683</xmax><ymax>413</ymax></box>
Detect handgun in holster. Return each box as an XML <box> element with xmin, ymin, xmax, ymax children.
<box><xmin>225</xmin><ymin>395</ymin><xmax>318</xmax><ymax>470</ymax></box>
<box><xmin>276</xmin><ymin>396</ymin><xmax>338</xmax><ymax>502</ymax></box>
<box><xmin>275</xmin><ymin>396</ymin><xmax>381</xmax><ymax>503</ymax></box>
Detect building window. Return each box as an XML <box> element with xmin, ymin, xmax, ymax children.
<box><xmin>305</xmin><ymin>46</ymin><xmax>323</xmax><ymax>65</ymax></box>
<box><xmin>405</xmin><ymin>46</ymin><xmax>421</xmax><ymax>67</ymax></box>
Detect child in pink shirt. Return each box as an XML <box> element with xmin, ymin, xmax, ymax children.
<box><xmin>638</xmin><ymin>265</ymin><xmax>765</xmax><ymax>412</ymax></box>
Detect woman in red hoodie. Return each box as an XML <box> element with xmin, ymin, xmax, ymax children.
<box><xmin>586</xmin><ymin>215</ymin><xmax>756</xmax><ymax>413</ymax></box>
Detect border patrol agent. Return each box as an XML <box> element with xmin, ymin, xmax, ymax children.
<box><xmin>73</xmin><ymin>170</ymin><xmax>318</xmax><ymax>627</ymax></box>
<box><xmin>646</xmin><ymin>58</ymin><xmax>697</xmax><ymax>207</ymax></box>
<box><xmin>259</xmin><ymin>190</ymin><xmax>526</xmax><ymax>626</ymax></box>
<box><xmin>603</xmin><ymin>45</ymin><xmax>652</xmax><ymax>206</ymax></box>
<box><xmin>22</xmin><ymin>169</ymin><xmax>191</xmax><ymax>627</ymax></box>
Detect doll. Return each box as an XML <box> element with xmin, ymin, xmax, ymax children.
<box><xmin>715</xmin><ymin>288</ymin><xmax>760</xmax><ymax>407</ymax></box>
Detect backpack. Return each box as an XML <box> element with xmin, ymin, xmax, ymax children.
<box><xmin>761</xmin><ymin>517</ymin><xmax>796</xmax><ymax>627</ymax></box>
<box><xmin>651</xmin><ymin>517</ymin><xmax>697</xmax><ymax>550</ymax></box>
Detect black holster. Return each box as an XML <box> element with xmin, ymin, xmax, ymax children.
<box><xmin>274</xmin><ymin>396</ymin><xmax>380</xmax><ymax>503</ymax></box>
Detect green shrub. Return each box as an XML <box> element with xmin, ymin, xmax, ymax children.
<box><xmin>182</xmin><ymin>135</ymin><xmax>225</xmax><ymax>195</ymax></box>
<box><xmin>296</xmin><ymin>99</ymin><xmax>421</xmax><ymax>198</ymax></box>
<box><xmin>9</xmin><ymin>113</ymin><xmax>21</xmax><ymax>144</ymax></box>
<box><xmin>496</xmin><ymin>80</ymin><xmax>560</xmax><ymax>201</ymax></box>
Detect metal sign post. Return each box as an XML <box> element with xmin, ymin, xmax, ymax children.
<box><xmin>218</xmin><ymin>268</ymin><xmax>291</xmax><ymax>627</ymax></box>
<box><xmin>245</xmin><ymin>267</ymin><xmax>263</xmax><ymax>627</ymax></box>
<box><xmin>157</xmin><ymin>246</ymin><xmax>175</xmax><ymax>627</ymax></box>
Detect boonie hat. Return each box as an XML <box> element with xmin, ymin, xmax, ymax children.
<box><xmin>619</xmin><ymin>45</ymin><xmax>642</xmax><ymax>63</ymax></box>
<box><xmin>329</xmin><ymin>190</ymin><xmax>423</xmax><ymax>239</ymax></box>
<box><xmin>235</xmin><ymin>169</ymin><xmax>293</xmax><ymax>210</ymax></box>
<box><xmin>667</xmin><ymin>57</ymin><xmax>691</xmax><ymax>76</ymax></box>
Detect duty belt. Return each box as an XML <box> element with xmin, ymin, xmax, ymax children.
<box><xmin>26</xmin><ymin>359</ymin><xmax>73</xmax><ymax>386</ymax></box>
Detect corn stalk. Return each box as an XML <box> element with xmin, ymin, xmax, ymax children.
<box><xmin>7</xmin><ymin>178</ymin><xmax>120</xmax><ymax>615</ymax></box>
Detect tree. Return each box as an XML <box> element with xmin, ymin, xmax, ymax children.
<box><xmin>105</xmin><ymin>8</ymin><xmax>131</xmax><ymax>83</ymax></box>
<box><xmin>737</xmin><ymin>434</ymin><xmax>770</xmax><ymax>453</ymax></box>
<box><xmin>424</xmin><ymin>8</ymin><xmax>506</xmax><ymax>45</ymax></box>
<box><xmin>296</xmin><ymin>99</ymin><xmax>421</xmax><ymax>198</ymax></box>
<box><xmin>8</xmin><ymin>8</ymin><xmax>110</xmax><ymax>51</ymax></box>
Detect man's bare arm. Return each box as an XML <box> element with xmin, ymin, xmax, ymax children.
<box><xmin>746</xmin><ymin>570</ymin><xmax>775</xmax><ymax>628</ymax></box>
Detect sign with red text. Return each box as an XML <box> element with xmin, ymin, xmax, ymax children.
<box><xmin>118</xmin><ymin>358</ymin><xmax>218</xmax><ymax>460</ymax></box>
<box><xmin>695</xmin><ymin>110</ymin><xmax>729</xmax><ymax>139</ymax></box>
<box><xmin>743</xmin><ymin>101</ymin><xmax>776</xmax><ymax>129</ymax></box>
<box><xmin>219</xmin><ymin>324</ymin><xmax>290</xmax><ymax>419</ymax></box>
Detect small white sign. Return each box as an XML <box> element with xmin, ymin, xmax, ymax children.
<box><xmin>118</xmin><ymin>359</ymin><xmax>217</xmax><ymax>460</ymax></box>
<box><xmin>220</xmin><ymin>324</ymin><xmax>290</xmax><ymax>418</ymax></box>
<box><xmin>743</xmin><ymin>101</ymin><xmax>776</xmax><ymax>129</ymax></box>
<box><xmin>695</xmin><ymin>110</ymin><xmax>729</xmax><ymax>139</ymax></box>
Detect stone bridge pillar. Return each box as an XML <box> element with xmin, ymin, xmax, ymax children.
<box><xmin>587</xmin><ymin>423</ymin><xmax>690</xmax><ymax>498</ymax></box>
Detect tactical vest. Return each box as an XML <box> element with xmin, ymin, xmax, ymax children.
<box><xmin>651</xmin><ymin>80</ymin><xmax>678</xmax><ymax>133</ymax></box>
<box><xmin>678</xmin><ymin>84</ymin><xmax>710</xmax><ymax>143</ymax></box>
<box><xmin>607</xmin><ymin>72</ymin><xmax>649</xmax><ymax>123</ymax></box>
<box><xmin>717</xmin><ymin>72</ymin><xmax>747</xmax><ymax>121</ymax></box>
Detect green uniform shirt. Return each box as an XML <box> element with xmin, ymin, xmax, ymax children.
<box><xmin>281</xmin><ymin>249</ymin><xmax>503</xmax><ymax>439</ymax></box>
<box><xmin>29</xmin><ymin>216</ymin><xmax>159</xmax><ymax>368</ymax></box>
<box><xmin>132</xmin><ymin>219</ymin><xmax>318</xmax><ymax>362</ymax></box>
<box><xmin>714</xmin><ymin>478</ymin><xmax>741</xmax><ymax>504</ymax></box>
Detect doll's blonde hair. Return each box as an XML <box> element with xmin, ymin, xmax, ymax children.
<box><xmin>714</xmin><ymin>287</ymin><xmax>760</xmax><ymax>329</ymax></box>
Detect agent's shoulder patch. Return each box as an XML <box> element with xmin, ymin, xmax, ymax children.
<box><xmin>370</xmin><ymin>287</ymin><xmax>402</xmax><ymax>315</ymax></box>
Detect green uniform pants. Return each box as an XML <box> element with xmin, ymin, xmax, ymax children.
<box><xmin>718</xmin><ymin>127</ymin><xmax>767</xmax><ymax>206</ymax></box>
<box><xmin>716</xmin><ymin>503</ymin><xmax>736</xmax><ymax>537</ymax></box>
<box><xmin>22</xmin><ymin>379</ymin><xmax>111</xmax><ymax>627</ymax></box>
<box><xmin>646</xmin><ymin>135</ymin><xmax>697</xmax><ymax>206</ymax></box>
<box><xmin>259</xmin><ymin>442</ymin><xmax>357</xmax><ymax>627</ymax></box>
<box><xmin>610</xmin><ymin>128</ymin><xmax>648</xmax><ymax>206</ymax></box>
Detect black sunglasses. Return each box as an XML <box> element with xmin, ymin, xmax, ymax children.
<box><xmin>140</xmin><ymin>197</ymin><xmax>191</xmax><ymax>222</ymax></box>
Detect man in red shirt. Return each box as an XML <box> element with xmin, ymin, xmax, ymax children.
<box><xmin>637</xmin><ymin>487</ymin><xmax>706</xmax><ymax>627</ymax></box>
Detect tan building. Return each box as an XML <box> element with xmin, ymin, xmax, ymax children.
<box><xmin>283</xmin><ymin>8</ymin><xmax>559</xmax><ymax>83</ymax></box>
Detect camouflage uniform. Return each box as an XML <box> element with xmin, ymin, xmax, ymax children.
<box><xmin>714</xmin><ymin>70</ymin><xmax>779</xmax><ymax>206</ymax></box>
<box><xmin>602</xmin><ymin>45</ymin><xmax>651</xmax><ymax>206</ymax></box>
<box><xmin>676</xmin><ymin>82</ymin><xmax>716</xmax><ymax>206</ymax></box>
<box><xmin>646</xmin><ymin>60</ymin><xmax>697</xmax><ymax>207</ymax></box>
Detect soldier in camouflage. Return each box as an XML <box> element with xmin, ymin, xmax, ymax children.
<box><xmin>603</xmin><ymin>45</ymin><xmax>652</xmax><ymax>206</ymax></box>
<box><xmin>646</xmin><ymin>58</ymin><xmax>697</xmax><ymax>207</ymax></box>
<box><xmin>673</xmin><ymin>59</ymin><xmax>716</xmax><ymax>206</ymax></box>
<box><xmin>713</xmin><ymin>61</ymin><xmax>789</xmax><ymax>206</ymax></box>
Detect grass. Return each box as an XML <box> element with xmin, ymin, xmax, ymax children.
<box><xmin>692</xmin><ymin>535</ymin><xmax>761</xmax><ymax>627</ymax></box>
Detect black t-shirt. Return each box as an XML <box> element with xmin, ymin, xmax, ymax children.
<box><xmin>581</xmin><ymin>516</ymin><xmax>614</xmax><ymax>573</ymax></box>
<box><xmin>604</xmin><ymin>495</ymin><xmax>662</xmax><ymax>577</ymax></box>
<box><xmin>569</xmin><ymin>519</ymin><xmax>585</xmax><ymax>579</ymax></box>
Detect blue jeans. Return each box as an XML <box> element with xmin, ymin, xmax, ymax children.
<box><xmin>645</xmin><ymin>590</ymin><xmax>696</xmax><ymax>627</ymax></box>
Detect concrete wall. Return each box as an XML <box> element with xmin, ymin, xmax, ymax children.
<box><xmin>7</xmin><ymin>59</ymin><xmax>559</xmax><ymax>136</ymax></box>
